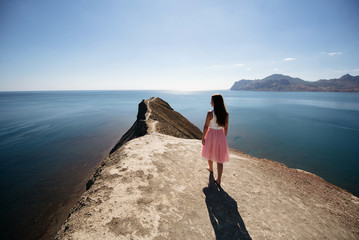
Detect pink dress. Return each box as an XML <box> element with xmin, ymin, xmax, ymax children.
<box><xmin>201</xmin><ymin>111</ymin><xmax>229</xmax><ymax>163</ymax></box>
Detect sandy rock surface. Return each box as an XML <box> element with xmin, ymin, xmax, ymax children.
<box><xmin>56</xmin><ymin>133</ymin><xmax>359</xmax><ymax>240</ymax></box>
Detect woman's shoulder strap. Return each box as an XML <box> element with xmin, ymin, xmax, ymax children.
<box><xmin>207</xmin><ymin>110</ymin><xmax>214</xmax><ymax>119</ymax></box>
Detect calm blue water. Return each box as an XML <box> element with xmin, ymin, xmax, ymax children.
<box><xmin>1</xmin><ymin>90</ymin><xmax>359</xmax><ymax>239</ymax></box>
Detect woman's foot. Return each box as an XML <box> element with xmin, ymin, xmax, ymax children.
<box><xmin>215</xmin><ymin>178</ymin><xmax>221</xmax><ymax>186</ymax></box>
<box><xmin>207</xmin><ymin>160</ymin><xmax>213</xmax><ymax>173</ymax></box>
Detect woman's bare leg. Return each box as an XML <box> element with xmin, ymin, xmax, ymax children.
<box><xmin>216</xmin><ymin>163</ymin><xmax>223</xmax><ymax>185</ymax></box>
<box><xmin>207</xmin><ymin>160</ymin><xmax>213</xmax><ymax>172</ymax></box>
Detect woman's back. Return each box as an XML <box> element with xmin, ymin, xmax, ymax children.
<box><xmin>209</xmin><ymin>111</ymin><xmax>224</xmax><ymax>130</ymax></box>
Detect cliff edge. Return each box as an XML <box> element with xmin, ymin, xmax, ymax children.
<box><xmin>55</xmin><ymin>97</ymin><xmax>359</xmax><ymax>240</ymax></box>
<box><xmin>109</xmin><ymin>97</ymin><xmax>202</xmax><ymax>155</ymax></box>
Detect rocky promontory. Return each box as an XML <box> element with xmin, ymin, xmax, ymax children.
<box><xmin>109</xmin><ymin>97</ymin><xmax>202</xmax><ymax>155</ymax></box>
<box><xmin>55</xmin><ymin>97</ymin><xmax>359</xmax><ymax>239</ymax></box>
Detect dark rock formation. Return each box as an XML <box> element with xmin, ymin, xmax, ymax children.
<box><xmin>109</xmin><ymin>100</ymin><xmax>148</xmax><ymax>155</ymax></box>
<box><xmin>109</xmin><ymin>97</ymin><xmax>202</xmax><ymax>155</ymax></box>
<box><xmin>230</xmin><ymin>74</ymin><xmax>359</xmax><ymax>92</ymax></box>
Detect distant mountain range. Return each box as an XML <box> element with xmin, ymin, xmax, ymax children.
<box><xmin>230</xmin><ymin>74</ymin><xmax>359</xmax><ymax>92</ymax></box>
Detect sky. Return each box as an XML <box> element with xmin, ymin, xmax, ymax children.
<box><xmin>0</xmin><ymin>0</ymin><xmax>359</xmax><ymax>91</ymax></box>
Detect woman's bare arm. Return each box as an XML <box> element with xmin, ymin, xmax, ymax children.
<box><xmin>202</xmin><ymin>111</ymin><xmax>212</xmax><ymax>145</ymax></box>
<box><xmin>224</xmin><ymin>113</ymin><xmax>229</xmax><ymax>136</ymax></box>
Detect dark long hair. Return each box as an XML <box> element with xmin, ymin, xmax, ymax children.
<box><xmin>212</xmin><ymin>94</ymin><xmax>228</xmax><ymax>127</ymax></box>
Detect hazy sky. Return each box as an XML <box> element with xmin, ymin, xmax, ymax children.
<box><xmin>1</xmin><ymin>0</ymin><xmax>359</xmax><ymax>91</ymax></box>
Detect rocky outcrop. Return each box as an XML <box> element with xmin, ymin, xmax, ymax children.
<box><xmin>86</xmin><ymin>97</ymin><xmax>202</xmax><ymax>191</ymax></box>
<box><xmin>56</xmin><ymin>97</ymin><xmax>359</xmax><ymax>240</ymax></box>
<box><xmin>146</xmin><ymin>97</ymin><xmax>202</xmax><ymax>140</ymax></box>
<box><xmin>109</xmin><ymin>97</ymin><xmax>202</xmax><ymax>155</ymax></box>
<box><xmin>230</xmin><ymin>74</ymin><xmax>359</xmax><ymax>92</ymax></box>
<box><xmin>109</xmin><ymin>100</ymin><xmax>148</xmax><ymax>155</ymax></box>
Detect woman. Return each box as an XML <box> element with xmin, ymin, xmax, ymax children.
<box><xmin>201</xmin><ymin>94</ymin><xmax>229</xmax><ymax>186</ymax></box>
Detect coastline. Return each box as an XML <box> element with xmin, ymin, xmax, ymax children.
<box><xmin>55</xmin><ymin>97</ymin><xmax>359</xmax><ymax>239</ymax></box>
<box><xmin>33</xmin><ymin>147</ymin><xmax>114</xmax><ymax>240</ymax></box>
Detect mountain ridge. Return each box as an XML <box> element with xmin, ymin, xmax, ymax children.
<box><xmin>230</xmin><ymin>74</ymin><xmax>359</xmax><ymax>92</ymax></box>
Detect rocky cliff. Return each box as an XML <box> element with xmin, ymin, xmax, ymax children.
<box><xmin>109</xmin><ymin>97</ymin><xmax>202</xmax><ymax>155</ymax></box>
<box><xmin>230</xmin><ymin>74</ymin><xmax>359</xmax><ymax>92</ymax></box>
<box><xmin>87</xmin><ymin>97</ymin><xmax>202</xmax><ymax>191</ymax></box>
<box><xmin>55</xmin><ymin>97</ymin><xmax>359</xmax><ymax>240</ymax></box>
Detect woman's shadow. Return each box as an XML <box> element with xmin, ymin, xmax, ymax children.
<box><xmin>203</xmin><ymin>172</ymin><xmax>252</xmax><ymax>240</ymax></box>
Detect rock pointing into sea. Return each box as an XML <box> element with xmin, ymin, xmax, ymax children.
<box><xmin>55</xmin><ymin>97</ymin><xmax>359</xmax><ymax>239</ymax></box>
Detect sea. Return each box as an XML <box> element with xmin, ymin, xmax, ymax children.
<box><xmin>1</xmin><ymin>90</ymin><xmax>358</xmax><ymax>240</ymax></box>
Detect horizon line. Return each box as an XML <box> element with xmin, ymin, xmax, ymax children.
<box><xmin>0</xmin><ymin>88</ymin><xmax>230</xmax><ymax>93</ymax></box>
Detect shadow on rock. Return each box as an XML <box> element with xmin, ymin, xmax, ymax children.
<box><xmin>203</xmin><ymin>172</ymin><xmax>252</xmax><ymax>240</ymax></box>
